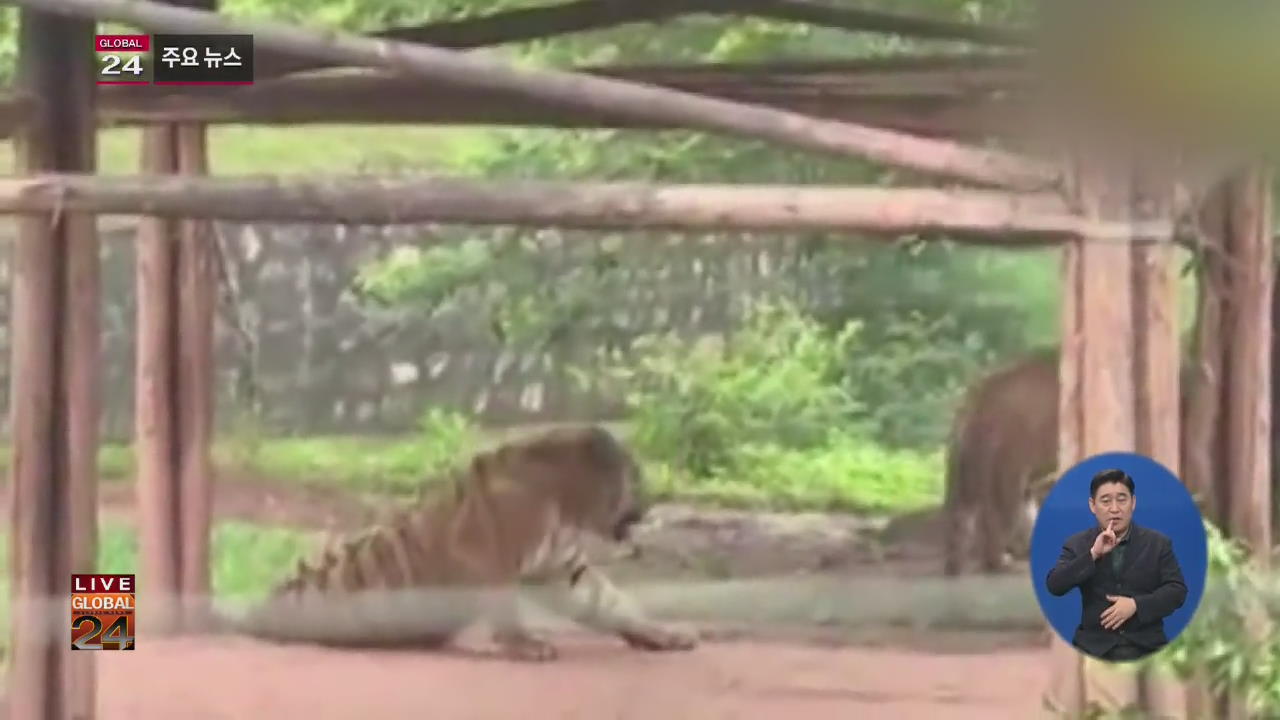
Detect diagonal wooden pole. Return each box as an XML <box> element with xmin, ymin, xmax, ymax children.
<box><xmin>14</xmin><ymin>0</ymin><xmax>1057</xmax><ymax>191</ymax></box>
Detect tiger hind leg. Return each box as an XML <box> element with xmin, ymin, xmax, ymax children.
<box><xmin>943</xmin><ymin>503</ymin><xmax>979</xmax><ymax>576</ymax></box>
<box><xmin>977</xmin><ymin>507</ymin><xmax>1015</xmax><ymax>573</ymax></box>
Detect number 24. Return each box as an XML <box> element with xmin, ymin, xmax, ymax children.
<box><xmin>102</xmin><ymin>55</ymin><xmax>143</xmax><ymax>75</ymax></box>
<box><xmin>72</xmin><ymin>615</ymin><xmax>134</xmax><ymax>650</ymax></box>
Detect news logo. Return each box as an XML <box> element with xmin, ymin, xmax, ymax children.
<box><xmin>94</xmin><ymin>34</ymin><xmax>152</xmax><ymax>85</ymax></box>
<box><xmin>153</xmin><ymin>34</ymin><xmax>254</xmax><ymax>85</ymax></box>
<box><xmin>92</xmin><ymin>33</ymin><xmax>254</xmax><ymax>86</ymax></box>
<box><xmin>71</xmin><ymin>574</ymin><xmax>136</xmax><ymax>651</ymax></box>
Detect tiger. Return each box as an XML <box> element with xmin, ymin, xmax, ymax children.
<box><xmin>942</xmin><ymin>347</ymin><xmax>1195</xmax><ymax>576</ymax></box>
<box><xmin>942</xmin><ymin>347</ymin><xmax>1060</xmax><ymax>576</ymax></box>
<box><xmin>232</xmin><ymin>424</ymin><xmax>698</xmax><ymax>661</ymax></box>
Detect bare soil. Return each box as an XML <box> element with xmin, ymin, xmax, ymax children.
<box><xmin>96</xmin><ymin>634</ymin><xmax>1047</xmax><ymax>720</ymax></box>
<box><xmin>3</xmin><ymin>473</ymin><xmax>1053</xmax><ymax>717</ymax></box>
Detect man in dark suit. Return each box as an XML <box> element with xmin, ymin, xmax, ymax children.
<box><xmin>1045</xmin><ymin>468</ymin><xmax>1188</xmax><ymax>661</ymax></box>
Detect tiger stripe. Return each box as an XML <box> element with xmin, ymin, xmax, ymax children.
<box><xmin>236</xmin><ymin>424</ymin><xmax>697</xmax><ymax>658</ymax></box>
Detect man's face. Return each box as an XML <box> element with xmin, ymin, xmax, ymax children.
<box><xmin>1088</xmin><ymin>481</ymin><xmax>1135</xmax><ymax>535</ymax></box>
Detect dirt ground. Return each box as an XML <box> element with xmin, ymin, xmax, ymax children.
<box><xmin>95</xmin><ymin>633</ymin><xmax>1048</xmax><ymax>720</ymax></box>
<box><xmin>6</xmin><ymin>474</ymin><xmax>1054</xmax><ymax>718</ymax></box>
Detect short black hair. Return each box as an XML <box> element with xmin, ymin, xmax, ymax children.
<box><xmin>1090</xmin><ymin>468</ymin><xmax>1135</xmax><ymax>498</ymax></box>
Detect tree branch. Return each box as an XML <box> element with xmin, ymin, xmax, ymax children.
<box><xmin>18</xmin><ymin>0</ymin><xmax>1056</xmax><ymax>190</ymax></box>
<box><xmin>254</xmin><ymin>0</ymin><xmax>1027</xmax><ymax>79</ymax></box>
<box><xmin>0</xmin><ymin>173</ymin><xmax>1090</xmax><ymax>240</ymax></box>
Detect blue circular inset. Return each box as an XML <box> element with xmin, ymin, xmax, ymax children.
<box><xmin>1029</xmin><ymin>451</ymin><xmax>1208</xmax><ymax>657</ymax></box>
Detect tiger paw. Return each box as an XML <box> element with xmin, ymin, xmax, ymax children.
<box><xmin>493</xmin><ymin>631</ymin><xmax>559</xmax><ymax>662</ymax></box>
<box><xmin>621</xmin><ymin>623</ymin><xmax>699</xmax><ymax>652</ymax></box>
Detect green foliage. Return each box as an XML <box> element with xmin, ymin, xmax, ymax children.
<box><xmin>210</xmin><ymin>521</ymin><xmax>319</xmax><ymax>600</ymax></box>
<box><xmin>351</xmin><ymin>230</ymin><xmax>627</xmax><ymax>349</ymax></box>
<box><xmin>593</xmin><ymin>298</ymin><xmax>944</xmax><ymax>514</ymax></box>
<box><xmin>222</xmin><ymin>0</ymin><xmax>531</xmax><ymax>32</ymax></box>
<box><xmin>837</xmin><ymin>310</ymin><xmax>998</xmax><ymax>449</ymax></box>
<box><xmin>602</xmin><ymin>299</ymin><xmax>864</xmax><ymax>477</ymax></box>
<box><xmin>413</xmin><ymin>406</ymin><xmax>483</xmax><ymax>475</ymax></box>
<box><xmin>1134</xmin><ymin>521</ymin><xmax>1280</xmax><ymax>715</ymax></box>
<box><xmin>353</xmin><ymin>240</ymin><xmax>497</xmax><ymax>310</ymax></box>
<box><xmin>641</xmin><ymin>442</ymin><xmax>942</xmax><ymax>514</ymax></box>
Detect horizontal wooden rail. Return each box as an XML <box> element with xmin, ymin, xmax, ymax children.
<box><xmin>0</xmin><ymin>173</ymin><xmax>1087</xmax><ymax>238</ymax></box>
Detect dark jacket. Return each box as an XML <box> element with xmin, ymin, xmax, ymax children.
<box><xmin>1044</xmin><ymin>523</ymin><xmax>1188</xmax><ymax>658</ymax></box>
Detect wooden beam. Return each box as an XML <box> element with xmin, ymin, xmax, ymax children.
<box><xmin>19</xmin><ymin>0</ymin><xmax>1057</xmax><ymax>190</ymax></box>
<box><xmin>7</xmin><ymin>8</ymin><xmax>99</xmax><ymax>720</ymax></box>
<box><xmin>252</xmin><ymin>0</ymin><xmax>1027</xmax><ymax>79</ymax></box>
<box><xmin>0</xmin><ymin>55</ymin><xmax>1029</xmax><ymax>141</ymax></box>
<box><xmin>0</xmin><ymin>173</ymin><xmax>1100</xmax><ymax>238</ymax></box>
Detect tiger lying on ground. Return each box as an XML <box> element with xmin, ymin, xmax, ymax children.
<box><xmin>232</xmin><ymin>424</ymin><xmax>698</xmax><ymax>661</ymax></box>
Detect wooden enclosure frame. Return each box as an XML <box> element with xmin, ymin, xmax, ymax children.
<box><xmin>0</xmin><ymin>0</ymin><xmax>1271</xmax><ymax>719</ymax></box>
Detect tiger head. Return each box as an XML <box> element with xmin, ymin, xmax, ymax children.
<box><xmin>507</xmin><ymin>424</ymin><xmax>651</xmax><ymax>543</ymax></box>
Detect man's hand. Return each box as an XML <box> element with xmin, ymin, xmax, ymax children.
<box><xmin>1100</xmin><ymin>594</ymin><xmax>1137</xmax><ymax>630</ymax></box>
<box><xmin>1090</xmin><ymin>520</ymin><xmax>1118</xmax><ymax>560</ymax></box>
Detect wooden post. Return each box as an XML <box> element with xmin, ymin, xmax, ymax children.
<box><xmin>1184</xmin><ymin>168</ymin><xmax>1274</xmax><ymax>718</ymax></box>
<box><xmin>1131</xmin><ymin>159</ymin><xmax>1187</xmax><ymax>718</ymax></box>
<box><xmin>1220</xmin><ymin>168</ymin><xmax>1272</xmax><ymax>560</ymax></box>
<box><xmin>1073</xmin><ymin>148</ymin><xmax>1142</xmax><ymax>717</ymax></box>
<box><xmin>133</xmin><ymin>0</ymin><xmax>217</xmax><ymax>636</ymax></box>
<box><xmin>1047</xmin><ymin>193</ymin><xmax>1087</xmax><ymax>716</ymax></box>
<box><xmin>1184</xmin><ymin>189</ymin><xmax>1230</xmax><ymax>527</ymax></box>
<box><xmin>134</xmin><ymin>123</ymin><xmax>182</xmax><ymax>633</ymax></box>
<box><xmin>1047</xmin><ymin>144</ymin><xmax>1182</xmax><ymax>717</ymax></box>
<box><xmin>134</xmin><ymin>123</ymin><xmax>216</xmax><ymax>633</ymax></box>
<box><xmin>175</xmin><ymin>121</ymin><xmax>216</xmax><ymax>624</ymax></box>
<box><xmin>7</xmin><ymin>8</ymin><xmax>99</xmax><ymax>720</ymax></box>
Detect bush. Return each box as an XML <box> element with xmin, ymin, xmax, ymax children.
<box><xmin>414</xmin><ymin>406</ymin><xmax>483</xmax><ymax>476</ymax></box>
<box><xmin>639</xmin><ymin>439</ymin><xmax>942</xmax><ymax>514</ymax></box>
<box><xmin>1135</xmin><ymin>521</ymin><xmax>1280</xmax><ymax>715</ymax></box>
<box><xmin>601</xmin><ymin>298</ymin><xmax>865</xmax><ymax>478</ymax></box>
<box><xmin>595</xmin><ymin>298</ymin><xmax>945</xmax><ymax>514</ymax></box>
<box><xmin>836</xmin><ymin>311</ymin><xmax>994</xmax><ymax>450</ymax></box>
